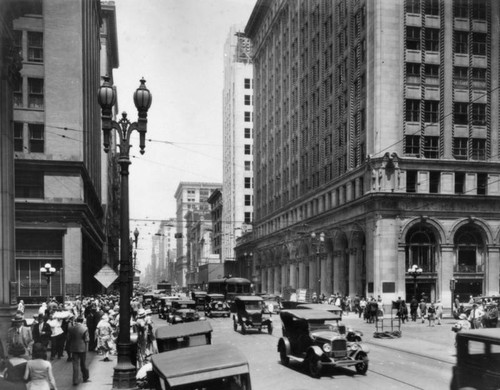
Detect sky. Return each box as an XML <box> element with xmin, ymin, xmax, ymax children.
<box><xmin>112</xmin><ymin>0</ymin><xmax>257</xmax><ymax>266</ymax></box>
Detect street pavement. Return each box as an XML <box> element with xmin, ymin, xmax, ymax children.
<box><xmin>30</xmin><ymin>307</ymin><xmax>499</xmax><ymax>389</ymax></box>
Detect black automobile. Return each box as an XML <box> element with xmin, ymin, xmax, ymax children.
<box><xmin>205</xmin><ymin>293</ymin><xmax>231</xmax><ymax>318</ymax></box>
<box><xmin>451</xmin><ymin>328</ymin><xmax>500</xmax><ymax>390</ymax></box>
<box><xmin>233</xmin><ymin>295</ymin><xmax>273</xmax><ymax>335</ymax></box>
<box><xmin>277</xmin><ymin>309</ymin><xmax>369</xmax><ymax>378</ymax></box>
<box><xmin>158</xmin><ymin>296</ymin><xmax>179</xmax><ymax>320</ymax></box>
<box><xmin>168</xmin><ymin>299</ymin><xmax>205</xmax><ymax>324</ymax></box>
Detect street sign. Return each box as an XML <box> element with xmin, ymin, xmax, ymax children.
<box><xmin>94</xmin><ymin>264</ymin><xmax>119</xmax><ymax>289</ymax></box>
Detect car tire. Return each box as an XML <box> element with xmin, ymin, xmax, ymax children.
<box><xmin>279</xmin><ymin>345</ymin><xmax>289</xmax><ymax>367</ymax></box>
<box><xmin>306</xmin><ymin>353</ymin><xmax>322</xmax><ymax>378</ymax></box>
<box><xmin>268</xmin><ymin>323</ymin><xmax>273</xmax><ymax>335</ymax></box>
<box><xmin>258</xmin><ymin>327</ymin><xmax>262</xmax><ymax>333</ymax></box>
<box><xmin>241</xmin><ymin>322</ymin><xmax>247</xmax><ymax>335</ymax></box>
<box><xmin>355</xmin><ymin>353</ymin><xmax>369</xmax><ymax>375</ymax></box>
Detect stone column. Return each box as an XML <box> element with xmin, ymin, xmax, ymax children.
<box><xmin>348</xmin><ymin>249</ymin><xmax>357</xmax><ymax>297</ymax></box>
<box><xmin>325</xmin><ymin>251</ymin><xmax>333</xmax><ymax>295</ymax></box>
<box><xmin>332</xmin><ymin>250</ymin><xmax>342</xmax><ymax>294</ymax></box>
<box><xmin>486</xmin><ymin>246</ymin><xmax>500</xmax><ymax>296</ymax></box>
<box><xmin>320</xmin><ymin>255</ymin><xmax>327</xmax><ymax>296</ymax></box>
<box><xmin>441</xmin><ymin>244</ymin><xmax>455</xmax><ymax>313</ymax></box>
<box><xmin>299</xmin><ymin>260</ymin><xmax>306</xmax><ymax>289</ymax></box>
<box><xmin>289</xmin><ymin>263</ymin><xmax>297</xmax><ymax>289</ymax></box>
<box><xmin>0</xmin><ymin>70</ymin><xmax>17</xmax><ymax>340</ymax></box>
<box><xmin>261</xmin><ymin>267</ymin><xmax>267</xmax><ymax>294</ymax></box>
<box><xmin>274</xmin><ymin>265</ymin><xmax>280</xmax><ymax>295</ymax></box>
<box><xmin>267</xmin><ymin>267</ymin><xmax>273</xmax><ymax>293</ymax></box>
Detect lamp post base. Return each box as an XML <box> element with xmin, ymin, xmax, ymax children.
<box><xmin>112</xmin><ymin>364</ymin><xmax>137</xmax><ymax>390</ymax></box>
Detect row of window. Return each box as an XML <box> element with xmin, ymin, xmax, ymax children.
<box><xmin>14</xmin><ymin>122</ymin><xmax>44</xmax><ymax>153</ymax></box>
<box><xmin>406</xmin><ymin>27</ymin><xmax>487</xmax><ymax>56</ymax></box>
<box><xmin>406</xmin><ymin>170</ymin><xmax>488</xmax><ymax>195</ymax></box>
<box><xmin>404</xmin><ymin>135</ymin><xmax>486</xmax><ymax>160</ymax></box>
<box><xmin>244</xmin><ymin>78</ymin><xmax>252</xmax><ymax>89</ymax></box>
<box><xmin>406</xmin><ymin>63</ymin><xmax>487</xmax><ymax>84</ymax></box>
<box><xmin>406</xmin><ymin>0</ymin><xmax>487</xmax><ymax>20</ymax></box>
<box><xmin>406</xmin><ymin>100</ymin><xmax>486</xmax><ymax>125</ymax></box>
<box><xmin>14</xmin><ymin>30</ymin><xmax>43</xmax><ymax>63</ymax></box>
<box><xmin>13</xmin><ymin>78</ymin><xmax>44</xmax><ymax>109</ymax></box>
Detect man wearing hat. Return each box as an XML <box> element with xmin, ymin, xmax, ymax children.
<box><xmin>468</xmin><ymin>303</ymin><xmax>485</xmax><ymax>329</ymax></box>
<box><xmin>7</xmin><ymin>314</ymin><xmax>33</xmax><ymax>357</ymax></box>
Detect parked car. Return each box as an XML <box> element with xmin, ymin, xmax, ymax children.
<box><xmin>155</xmin><ymin>321</ymin><xmax>213</xmax><ymax>353</ymax></box>
<box><xmin>233</xmin><ymin>295</ymin><xmax>273</xmax><ymax>335</ymax></box>
<box><xmin>168</xmin><ymin>299</ymin><xmax>204</xmax><ymax>324</ymax></box>
<box><xmin>260</xmin><ymin>294</ymin><xmax>282</xmax><ymax>314</ymax></box>
<box><xmin>158</xmin><ymin>296</ymin><xmax>179</xmax><ymax>320</ymax></box>
<box><xmin>450</xmin><ymin>328</ymin><xmax>500</xmax><ymax>390</ymax></box>
<box><xmin>151</xmin><ymin>344</ymin><xmax>252</xmax><ymax>390</ymax></box>
<box><xmin>277</xmin><ymin>309</ymin><xmax>369</xmax><ymax>378</ymax></box>
<box><xmin>205</xmin><ymin>293</ymin><xmax>231</xmax><ymax>318</ymax></box>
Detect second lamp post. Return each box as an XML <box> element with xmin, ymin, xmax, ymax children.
<box><xmin>311</xmin><ymin>232</ymin><xmax>325</xmax><ymax>300</ymax></box>
<box><xmin>408</xmin><ymin>264</ymin><xmax>423</xmax><ymax>300</ymax></box>
<box><xmin>98</xmin><ymin>76</ymin><xmax>152</xmax><ymax>389</ymax></box>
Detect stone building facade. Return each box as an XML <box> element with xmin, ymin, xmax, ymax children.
<box><xmin>238</xmin><ymin>0</ymin><xmax>500</xmax><ymax>308</ymax></box>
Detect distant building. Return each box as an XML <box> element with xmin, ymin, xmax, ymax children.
<box><xmin>174</xmin><ymin>182</ymin><xmax>221</xmax><ymax>287</ymax></box>
<box><xmin>222</xmin><ymin>26</ymin><xmax>254</xmax><ymax>266</ymax></box>
<box><xmin>241</xmin><ymin>0</ymin><xmax>500</xmax><ymax>305</ymax></box>
<box><xmin>208</xmin><ymin>188</ymin><xmax>223</xmax><ymax>259</ymax></box>
<box><xmin>149</xmin><ymin>219</ymin><xmax>176</xmax><ymax>286</ymax></box>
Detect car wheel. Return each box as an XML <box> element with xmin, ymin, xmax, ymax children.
<box><xmin>233</xmin><ymin>320</ymin><xmax>237</xmax><ymax>332</ymax></box>
<box><xmin>241</xmin><ymin>322</ymin><xmax>247</xmax><ymax>334</ymax></box>
<box><xmin>279</xmin><ymin>345</ymin><xmax>289</xmax><ymax>367</ymax></box>
<box><xmin>268</xmin><ymin>323</ymin><xmax>273</xmax><ymax>335</ymax></box>
<box><xmin>307</xmin><ymin>353</ymin><xmax>322</xmax><ymax>378</ymax></box>
<box><xmin>355</xmin><ymin>353</ymin><xmax>369</xmax><ymax>375</ymax></box>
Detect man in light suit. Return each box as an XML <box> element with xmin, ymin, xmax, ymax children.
<box><xmin>67</xmin><ymin>316</ymin><xmax>90</xmax><ymax>386</ymax></box>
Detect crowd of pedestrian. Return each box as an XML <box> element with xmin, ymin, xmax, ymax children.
<box><xmin>1</xmin><ymin>293</ymin><xmax>155</xmax><ymax>389</ymax></box>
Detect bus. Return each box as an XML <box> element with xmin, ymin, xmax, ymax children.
<box><xmin>157</xmin><ymin>281</ymin><xmax>172</xmax><ymax>295</ymax></box>
<box><xmin>207</xmin><ymin>277</ymin><xmax>252</xmax><ymax>304</ymax></box>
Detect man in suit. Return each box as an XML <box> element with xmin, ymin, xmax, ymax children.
<box><xmin>32</xmin><ymin>314</ymin><xmax>51</xmax><ymax>348</ymax></box>
<box><xmin>7</xmin><ymin>313</ymin><xmax>33</xmax><ymax>356</ymax></box>
<box><xmin>67</xmin><ymin>316</ymin><xmax>90</xmax><ymax>386</ymax></box>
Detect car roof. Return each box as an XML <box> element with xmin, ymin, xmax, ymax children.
<box><xmin>235</xmin><ymin>295</ymin><xmax>263</xmax><ymax>302</ymax></box>
<box><xmin>152</xmin><ymin>344</ymin><xmax>249</xmax><ymax>387</ymax></box>
<box><xmin>160</xmin><ymin>296</ymin><xmax>179</xmax><ymax>301</ymax></box>
<box><xmin>192</xmin><ymin>291</ymin><xmax>207</xmax><ymax>296</ymax></box>
<box><xmin>456</xmin><ymin>328</ymin><xmax>500</xmax><ymax>343</ymax></box>
<box><xmin>280</xmin><ymin>309</ymin><xmax>340</xmax><ymax>321</ymax></box>
<box><xmin>173</xmin><ymin>299</ymin><xmax>196</xmax><ymax>305</ymax></box>
<box><xmin>155</xmin><ymin>321</ymin><xmax>213</xmax><ymax>340</ymax></box>
<box><xmin>207</xmin><ymin>293</ymin><xmax>225</xmax><ymax>299</ymax></box>
<box><xmin>296</xmin><ymin>304</ymin><xmax>342</xmax><ymax>319</ymax></box>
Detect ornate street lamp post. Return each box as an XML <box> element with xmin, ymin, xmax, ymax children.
<box><xmin>407</xmin><ymin>264</ymin><xmax>423</xmax><ymax>300</ymax></box>
<box><xmin>311</xmin><ymin>232</ymin><xmax>325</xmax><ymax>300</ymax></box>
<box><xmin>98</xmin><ymin>75</ymin><xmax>152</xmax><ymax>389</ymax></box>
<box><xmin>40</xmin><ymin>263</ymin><xmax>56</xmax><ymax>302</ymax></box>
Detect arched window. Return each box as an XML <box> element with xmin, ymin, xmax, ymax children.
<box><xmin>454</xmin><ymin>226</ymin><xmax>484</xmax><ymax>273</ymax></box>
<box><xmin>405</xmin><ymin>225</ymin><xmax>437</xmax><ymax>272</ymax></box>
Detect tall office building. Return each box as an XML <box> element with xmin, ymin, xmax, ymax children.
<box><xmin>12</xmin><ymin>0</ymin><xmax>117</xmax><ymax>301</ymax></box>
<box><xmin>222</xmin><ymin>26</ymin><xmax>254</xmax><ymax>266</ymax></box>
<box><xmin>150</xmin><ymin>218</ymin><xmax>177</xmax><ymax>286</ymax></box>
<box><xmin>240</xmin><ymin>0</ymin><xmax>500</xmax><ymax>306</ymax></box>
<box><xmin>174</xmin><ymin>182</ymin><xmax>221</xmax><ymax>287</ymax></box>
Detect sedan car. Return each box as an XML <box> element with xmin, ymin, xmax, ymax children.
<box><xmin>277</xmin><ymin>309</ymin><xmax>369</xmax><ymax>378</ymax></box>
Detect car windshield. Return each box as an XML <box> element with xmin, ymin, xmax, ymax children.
<box><xmin>309</xmin><ymin>323</ymin><xmax>335</xmax><ymax>332</ymax></box>
<box><xmin>244</xmin><ymin>303</ymin><xmax>262</xmax><ymax>311</ymax></box>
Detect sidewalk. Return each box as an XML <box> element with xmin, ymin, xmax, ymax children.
<box><xmin>51</xmin><ymin>351</ymin><xmax>114</xmax><ymax>389</ymax></box>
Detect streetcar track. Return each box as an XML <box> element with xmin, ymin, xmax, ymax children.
<box><xmin>214</xmin><ymin>317</ymin><xmax>453</xmax><ymax>388</ymax></box>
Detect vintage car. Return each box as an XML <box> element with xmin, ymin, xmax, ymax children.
<box><xmin>260</xmin><ymin>294</ymin><xmax>282</xmax><ymax>314</ymax></box>
<box><xmin>191</xmin><ymin>290</ymin><xmax>208</xmax><ymax>312</ymax></box>
<box><xmin>277</xmin><ymin>309</ymin><xmax>369</xmax><ymax>378</ymax></box>
<box><xmin>205</xmin><ymin>293</ymin><xmax>231</xmax><ymax>318</ymax></box>
<box><xmin>158</xmin><ymin>296</ymin><xmax>179</xmax><ymax>320</ymax></box>
<box><xmin>151</xmin><ymin>344</ymin><xmax>252</xmax><ymax>390</ymax></box>
<box><xmin>451</xmin><ymin>328</ymin><xmax>500</xmax><ymax>390</ymax></box>
<box><xmin>296</xmin><ymin>303</ymin><xmax>361</xmax><ymax>341</ymax></box>
<box><xmin>168</xmin><ymin>299</ymin><xmax>204</xmax><ymax>324</ymax></box>
<box><xmin>155</xmin><ymin>321</ymin><xmax>213</xmax><ymax>353</ymax></box>
<box><xmin>233</xmin><ymin>295</ymin><xmax>273</xmax><ymax>335</ymax></box>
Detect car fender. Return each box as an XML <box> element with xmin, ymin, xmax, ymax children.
<box><xmin>308</xmin><ymin>345</ymin><xmax>324</xmax><ymax>357</ymax></box>
<box><xmin>351</xmin><ymin>348</ymin><xmax>369</xmax><ymax>360</ymax></box>
<box><xmin>277</xmin><ymin>337</ymin><xmax>291</xmax><ymax>355</ymax></box>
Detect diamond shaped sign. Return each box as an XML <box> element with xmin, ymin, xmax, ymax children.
<box><xmin>94</xmin><ymin>264</ymin><xmax>119</xmax><ymax>289</ymax></box>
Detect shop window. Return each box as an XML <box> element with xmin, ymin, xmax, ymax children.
<box><xmin>455</xmin><ymin>172</ymin><xmax>465</xmax><ymax>194</ymax></box>
<box><xmin>429</xmin><ymin>171</ymin><xmax>440</xmax><ymax>193</ymax></box>
<box><xmin>406</xmin><ymin>170</ymin><xmax>418</xmax><ymax>193</ymax></box>
<box><xmin>477</xmin><ymin>172</ymin><xmax>487</xmax><ymax>195</ymax></box>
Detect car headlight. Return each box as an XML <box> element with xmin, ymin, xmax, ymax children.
<box><xmin>322</xmin><ymin>343</ymin><xmax>332</xmax><ymax>353</ymax></box>
<box><xmin>242</xmin><ymin>317</ymin><xmax>247</xmax><ymax>322</ymax></box>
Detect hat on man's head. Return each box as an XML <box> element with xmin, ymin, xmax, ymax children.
<box><xmin>11</xmin><ymin>313</ymin><xmax>24</xmax><ymax>324</ymax></box>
